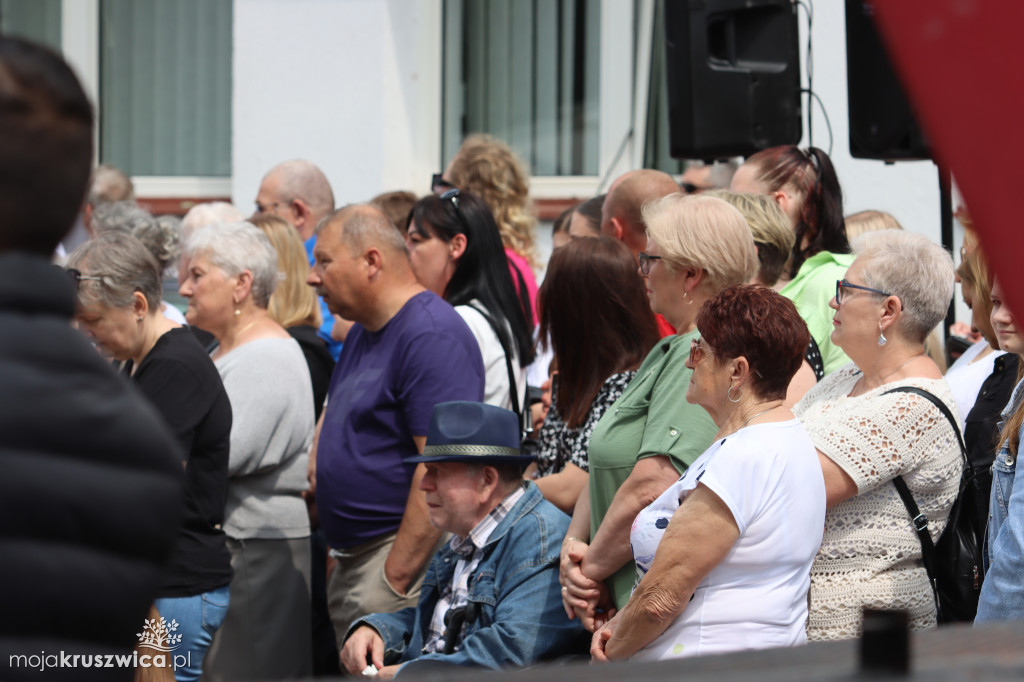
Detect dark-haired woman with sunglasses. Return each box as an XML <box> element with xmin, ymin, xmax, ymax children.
<box><xmin>406</xmin><ymin>189</ymin><xmax>534</xmax><ymax>415</ymax></box>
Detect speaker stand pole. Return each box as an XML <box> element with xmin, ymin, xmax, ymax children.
<box><xmin>938</xmin><ymin>164</ymin><xmax>955</xmax><ymax>343</ymax></box>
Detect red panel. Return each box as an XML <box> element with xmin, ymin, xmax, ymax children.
<box><xmin>871</xmin><ymin>0</ymin><xmax>1024</xmax><ymax>315</ymax></box>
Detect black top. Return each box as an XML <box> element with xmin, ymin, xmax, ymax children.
<box><xmin>962</xmin><ymin>352</ymin><xmax>1020</xmax><ymax>544</ymax></box>
<box><xmin>288</xmin><ymin>324</ymin><xmax>336</xmax><ymax>421</ymax></box>
<box><xmin>130</xmin><ymin>326</ymin><xmax>234</xmax><ymax>597</ymax></box>
<box><xmin>0</xmin><ymin>253</ymin><xmax>183</xmax><ymax>673</ymax></box>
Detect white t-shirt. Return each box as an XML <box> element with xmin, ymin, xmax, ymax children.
<box><xmin>456</xmin><ymin>302</ymin><xmax>527</xmax><ymax>413</ymax></box>
<box><xmin>630</xmin><ymin>419</ymin><xmax>826</xmax><ymax>661</ymax></box>
<box><xmin>944</xmin><ymin>339</ymin><xmax>1004</xmax><ymax>429</ymax></box>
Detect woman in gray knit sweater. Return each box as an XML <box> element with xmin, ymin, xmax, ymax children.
<box><xmin>180</xmin><ymin>221</ymin><xmax>315</xmax><ymax>679</ymax></box>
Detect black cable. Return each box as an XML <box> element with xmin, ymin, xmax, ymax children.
<box><xmin>801</xmin><ymin>88</ymin><xmax>833</xmax><ymax>156</ymax></box>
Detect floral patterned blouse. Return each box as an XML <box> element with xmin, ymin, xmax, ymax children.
<box><xmin>535</xmin><ymin>371</ymin><xmax>635</xmax><ymax>476</ymax></box>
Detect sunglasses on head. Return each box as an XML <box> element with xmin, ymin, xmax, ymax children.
<box><xmin>432</xmin><ymin>173</ymin><xmax>456</xmax><ymax>195</ymax></box>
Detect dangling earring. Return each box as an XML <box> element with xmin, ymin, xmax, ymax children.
<box><xmin>878</xmin><ymin>325</ymin><xmax>887</xmax><ymax>346</ymax></box>
<box><xmin>728</xmin><ymin>385</ymin><xmax>742</xmax><ymax>403</ymax></box>
<box><xmin>682</xmin><ymin>289</ymin><xmax>694</xmax><ymax>305</ymax></box>
<box><xmin>234</xmin><ymin>307</ymin><xmax>241</xmax><ymax>317</ymax></box>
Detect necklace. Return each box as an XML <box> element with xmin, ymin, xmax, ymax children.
<box><xmin>878</xmin><ymin>353</ymin><xmax>924</xmax><ymax>383</ymax></box>
<box><xmin>235</xmin><ymin>319</ymin><xmax>258</xmax><ymax>338</ymax></box>
<box><xmin>740</xmin><ymin>402</ymin><xmax>783</xmax><ymax>430</ymax></box>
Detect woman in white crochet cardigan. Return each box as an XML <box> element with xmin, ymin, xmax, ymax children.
<box><xmin>794</xmin><ymin>229</ymin><xmax>963</xmax><ymax>641</ymax></box>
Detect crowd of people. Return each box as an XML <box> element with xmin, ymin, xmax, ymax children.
<box><xmin>4</xmin><ymin>34</ymin><xmax>1024</xmax><ymax>682</ymax></box>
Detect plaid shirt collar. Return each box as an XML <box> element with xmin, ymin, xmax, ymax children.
<box><xmin>424</xmin><ymin>484</ymin><xmax>527</xmax><ymax>654</ymax></box>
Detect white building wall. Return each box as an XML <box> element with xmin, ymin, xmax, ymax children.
<box><xmin>231</xmin><ymin>1</ymin><xmax>964</xmax><ymax>319</ymax></box>
<box><xmin>232</xmin><ymin>0</ymin><xmax>442</xmax><ymax>210</ymax></box>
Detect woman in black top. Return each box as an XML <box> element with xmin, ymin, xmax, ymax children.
<box><xmin>68</xmin><ymin>234</ymin><xmax>232</xmax><ymax>682</ymax></box>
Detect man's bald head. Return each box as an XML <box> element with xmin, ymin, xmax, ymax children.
<box><xmin>258</xmin><ymin>159</ymin><xmax>335</xmax><ymax>241</ymax></box>
<box><xmin>321</xmin><ymin>204</ymin><xmax>408</xmax><ymax>258</ymax></box>
<box><xmin>601</xmin><ymin>169</ymin><xmax>680</xmax><ymax>257</ymax></box>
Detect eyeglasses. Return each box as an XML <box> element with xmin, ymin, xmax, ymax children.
<box><xmin>689</xmin><ymin>337</ymin><xmax>715</xmax><ymax>364</ymax></box>
<box><xmin>637</xmin><ymin>252</ymin><xmax>663</xmax><ymax>275</ymax></box>
<box><xmin>432</xmin><ymin>173</ymin><xmax>456</xmax><ymax>195</ymax></box>
<box><xmin>835</xmin><ymin>279</ymin><xmax>893</xmax><ymax>305</ymax></box>
<box><xmin>254</xmin><ymin>201</ymin><xmax>281</xmax><ymax>215</ymax></box>
<box><xmin>66</xmin><ymin>268</ymin><xmax>105</xmax><ymax>293</ymax></box>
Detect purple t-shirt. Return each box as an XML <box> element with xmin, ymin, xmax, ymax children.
<box><xmin>317</xmin><ymin>291</ymin><xmax>485</xmax><ymax>549</ymax></box>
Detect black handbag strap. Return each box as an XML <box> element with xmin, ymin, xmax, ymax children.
<box><xmin>882</xmin><ymin>385</ymin><xmax>968</xmax><ymax>465</ymax></box>
<box><xmin>467</xmin><ymin>303</ymin><xmax>529</xmax><ymax>435</ymax></box>
<box><xmin>884</xmin><ymin>385</ymin><xmax>967</xmax><ymax>617</ymax></box>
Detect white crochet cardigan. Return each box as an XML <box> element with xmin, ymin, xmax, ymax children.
<box><xmin>794</xmin><ymin>364</ymin><xmax>963</xmax><ymax>641</ymax></box>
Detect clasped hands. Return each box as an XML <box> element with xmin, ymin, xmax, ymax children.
<box><xmin>558</xmin><ymin>536</ymin><xmax>616</xmax><ymax>633</ymax></box>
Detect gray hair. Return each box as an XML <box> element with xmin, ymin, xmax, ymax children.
<box><xmin>67</xmin><ymin>233</ymin><xmax>162</xmax><ymax>311</ymax></box>
<box><xmin>91</xmin><ymin>201</ymin><xmax>181</xmax><ymax>272</ymax></box>
<box><xmin>181</xmin><ymin>201</ymin><xmax>246</xmax><ymax>240</ymax></box>
<box><xmin>88</xmin><ymin>164</ymin><xmax>134</xmax><ymax>206</ymax></box>
<box><xmin>183</xmin><ymin>222</ymin><xmax>279</xmax><ymax>308</ymax></box>
<box><xmin>269</xmin><ymin>159</ymin><xmax>335</xmax><ymax>217</ymax></box>
<box><xmin>853</xmin><ymin>229</ymin><xmax>954</xmax><ymax>343</ymax></box>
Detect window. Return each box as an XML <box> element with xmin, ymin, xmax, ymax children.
<box><xmin>0</xmin><ymin>0</ymin><xmax>62</xmax><ymax>52</ymax></box>
<box><xmin>442</xmin><ymin>0</ymin><xmax>602</xmax><ymax>177</ymax></box>
<box><xmin>99</xmin><ymin>0</ymin><xmax>232</xmax><ymax>177</ymax></box>
<box><xmin>1</xmin><ymin>0</ymin><xmax>232</xmax><ymax>195</ymax></box>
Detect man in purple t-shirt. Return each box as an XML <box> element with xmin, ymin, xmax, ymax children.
<box><xmin>307</xmin><ymin>204</ymin><xmax>485</xmax><ymax>652</ymax></box>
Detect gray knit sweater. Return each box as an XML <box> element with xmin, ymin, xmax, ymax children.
<box><xmin>214</xmin><ymin>337</ymin><xmax>314</xmax><ymax>539</ymax></box>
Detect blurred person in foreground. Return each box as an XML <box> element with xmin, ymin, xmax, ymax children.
<box><xmin>341</xmin><ymin>401</ymin><xmax>582</xmax><ymax>677</ymax></box>
<box><xmin>795</xmin><ymin>230</ymin><xmax>961</xmax><ymax>639</ymax></box>
<box><xmin>0</xmin><ymin>36</ymin><xmax>182</xmax><ymax>681</ymax></box>
<box><xmin>592</xmin><ymin>285</ymin><xmax>824</xmax><ymax>661</ymax></box>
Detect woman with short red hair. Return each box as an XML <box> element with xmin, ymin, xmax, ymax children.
<box><xmin>591</xmin><ymin>284</ymin><xmax>826</xmax><ymax>661</ymax></box>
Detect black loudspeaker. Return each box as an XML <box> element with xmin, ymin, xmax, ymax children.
<box><xmin>664</xmin><ymin>0</ymin><xmax>802</xmax><ymax>160</ymax></box>
<box><xmin>846</xmin><ymin>0</ymin><xmax>930</xmax><ymax>160</ymax></box>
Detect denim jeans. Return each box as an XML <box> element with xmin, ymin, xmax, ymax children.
<box><xmin>154</xmin><ymin>584</ymin><xmax>230</xmax><ymax>682</ymax></box>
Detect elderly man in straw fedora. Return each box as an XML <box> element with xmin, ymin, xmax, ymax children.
<box><xmin>341</xmin><ymin>401</ymin><xmax>583</xmax><ymax>677</ymax></box>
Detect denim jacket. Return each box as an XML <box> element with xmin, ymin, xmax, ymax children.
<box><xmin>975</xmin><ymin>379</ymin><xmax>1024</xmax><ymax>623</ymax></box>
<box><xmin>354</xmin><ymin>483</ymin><xmax>583</xmax><ymax>672</ymax></box>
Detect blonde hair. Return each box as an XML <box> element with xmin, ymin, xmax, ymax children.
<box><xmin>956</xmin><ymin>236</ymin><xmax>997</xmax><ymax>346</ymax></box>
<box><xmin>844</xmin><ymin>209</ymin><xmax>903</xmax><ymax>240</ymax></box>
<box><xmin>446</xmin><ymin>134</ymin><xmax>538</xmax><ymax>269</ymax></box>
<box><xmin>249</xmin><ymin>214</ymin><xmax>321</xmax><ymax>328</ymax></box>
<box><xmin>705</xmin><ymin>190</ymin><xmax>794</xmax><ymax>287</ymax></box>
<box><xmin>643</xmin><ymin>194</ymin><xmax>758</xmax><ymax>294</ymax></box>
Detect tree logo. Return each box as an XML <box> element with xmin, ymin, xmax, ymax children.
<box><xmin>136</xmin><ymin>617</ymin><xmax>182</xmax><ymax>653</ymax></box>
